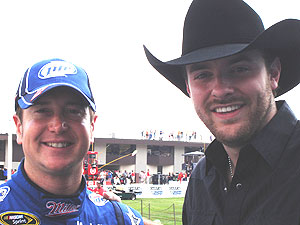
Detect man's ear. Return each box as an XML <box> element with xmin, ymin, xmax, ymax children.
<box><xmin>269</xmin><ymin>57</ymin><xmax>281</xmax><ymax>91</ymax></box>
<box><xmin>13</xmin><ymin>114</ymin><xmax>23</xmax><ymax>144</ymax></box>
<box><xmin>89</xmin><ymin>114</ymin><xmax>98</xmax><ymax>144</ymax></box>
<box><xmin>185</xmin><ymin>79</ymin><xmax>191</xmax><ymax>97</ymax></box>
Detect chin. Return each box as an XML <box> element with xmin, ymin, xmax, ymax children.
<box><xmin>43</xmin><ymin>160</ymin><xmax>74</xmax><ymax>173</ymax></box>
<box><xmin>214</xmin><ymin>129</ymin><xmax>253</xmax><ymax>148</ymax></box>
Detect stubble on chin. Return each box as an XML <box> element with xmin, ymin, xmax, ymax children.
<box><xmin>201</xmin><ymin>113</ymin><xmax>252</xmax><ymax>148</ymax></box>
<box><xmin>198</xmin><ymin>89</ymin><xmax>275</xmax><ymax>148</ymax></box>
<box><xmin>212</xmin><ymin>122</ymin><xmax>253</xmax><ymax>148</ymax></box>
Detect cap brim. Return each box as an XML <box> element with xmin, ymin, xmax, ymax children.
<box><xmin>18</xmin><ymin>83</ymin><xmax>96</xmax><ymax>111</ymax></box>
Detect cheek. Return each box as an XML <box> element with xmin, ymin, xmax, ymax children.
<box><xmin>21</xmin><ymin>120</ymin><xmax>47</xmax><ymax>146</ymax></box>
<box><xmin>188</xmin><ymin>79</ymin><xmax>210</xmax><ymax>98</ymax></box>
<box><xmin>20</xmin><ymin>123</ymin><xmax>35</xmax><ymax>145</ymax></box>
<box><xmin>80</xmin><ymin>120</ymin><xmax>94</xmax><ymax>142</ymax></box>
<box><xmin>17</xmin><ymin>121</ymin><xmax>32</xmax><ymax>144</ymax></box>
<box><xmin>245</xmin><ymin>79</ymin><xmax>268</xmax><ymax>96</ymax></box>
<box><xmin>190</xmin><ymin>95</ymin><xmax>208</xmax><ymax>118</ymax></box>
<box><xmin>189</xmin><ymin>87</ymin><xmax>207</xmax><ymax>107</ymax></box>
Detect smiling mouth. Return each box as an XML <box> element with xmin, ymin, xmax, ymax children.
<box><xmin>43</xmin><ymin>142</ymin><xmax>72</xmax><ymax>148</ymax></box>
<box><xmin>214</xmin><ymin>105</ymin><xmax>242</xmax><ymax>113</ymax></box>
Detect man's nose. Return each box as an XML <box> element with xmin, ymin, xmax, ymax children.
<box><xmin>48</xmin><ymin>115</ymin><xmax>67</xmax><ymax>134</ymax></box>
<box><xmin>211</xmin><ymin>75</ymin><xmax>234</xmax><ymax>99</ymax></box>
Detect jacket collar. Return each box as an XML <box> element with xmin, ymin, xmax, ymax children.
<box><xmin>251</xmin><ymin>100</ymin><xmax>298</xmax><ymax>169</ymax></box>
<box><xmin>13</xmin><ymin>159</ymin><xmax>86</xmax><ymax>218</ymax></box>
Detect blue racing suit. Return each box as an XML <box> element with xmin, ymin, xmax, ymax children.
<box><xmin>0</xmin><ymin>161</ymin><xmax>144</xmax><ymax>225</ymax></box>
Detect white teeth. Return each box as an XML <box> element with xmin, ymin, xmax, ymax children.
<box><xmin>45</xmin><ymin>142</ymin><xmax>69</xmax><ymax>148</ymax></box>
<box><xmin>215</xmin><ymin>105</ymin><xmax>241</xmax><ymax>113</ymax></box>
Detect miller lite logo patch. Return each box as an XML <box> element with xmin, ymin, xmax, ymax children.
<box><xmin>45</xmin><ymin>201</ymin><xmax>80</xmax><ymax>217</ymax></box>
<box><xmin>0</xmin><ymin>186</ymin><xmax>10</xmax><ymax>202</ymax></box>
<box><xmin>38</xmin><ymin>61</ymin><xmax>77</xmax><ymax>79</ymax></box>
<box><xmin>88</xmin><ymin>192</ymin><xmax>108</xmax><ymax>206</ymax></box>
<box><xmin>0</xmin><ymin>211</ymin><xmax>40</xmax><ymax>225</ymax></box>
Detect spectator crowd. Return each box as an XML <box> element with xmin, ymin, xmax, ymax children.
<box><xmin>141</xmin><ymin>130</ymin><xmax>199</xmax><ymax>142</ymax></box>
<box><xmin>85</xmin><ymin>167</ymin><xmax>190</xmax><ymax>186</ymax></box>
<box><xmin>0</xmin><ymin>168</ymin><xmax>17</xmax><ymax>181</ymax></box>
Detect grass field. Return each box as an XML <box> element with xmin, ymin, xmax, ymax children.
<box><xmin>123</xmin><ymin>197</ymin><xmax>184</xmax><ymax>225</ymax></box>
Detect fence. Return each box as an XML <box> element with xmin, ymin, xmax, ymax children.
<box><xmin>140</xmin><ymin>199</ymin><xmax>180</xmax><ymax>225</ymax></box>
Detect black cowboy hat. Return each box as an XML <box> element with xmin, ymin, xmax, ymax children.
<box><xmin>144</xmin><ymin>0</ymin><xmax>300</xmax><ymax>97</ymax></box>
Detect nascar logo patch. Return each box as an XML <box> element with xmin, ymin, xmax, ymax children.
<box><xmin>0</xmin><ymin>211</ymin><xmax>40</xmax><ymax>225</ymax></box>
<box><xmin>0</xmin><ymin>186</ymin><xmax>10</xmax><ymax>202</ymax></box>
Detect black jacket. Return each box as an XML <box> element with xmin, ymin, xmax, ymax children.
<box><xmin>183</xmin><ymin>101</ymin><xmax>300</xmax><ymax>225</ymax></box>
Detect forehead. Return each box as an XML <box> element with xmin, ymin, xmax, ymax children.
<box><xmin>186</xmin><ymin>49</ymin><xmax>264</xmax><ymax>71</ymax></box>
<box><xmin>34</xmin><ymin>87</ymin><xmax>88</xmax><ymax>106</ymax></box>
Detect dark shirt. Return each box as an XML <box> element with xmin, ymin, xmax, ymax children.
<box><xmin>182</xmin><ymin>101</ymin><xmax>300</xmax><ymax>225</ymax></box>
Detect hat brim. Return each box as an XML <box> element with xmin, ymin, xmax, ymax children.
<box><xmin>144</xmin><ymin>19</ymin><xmax>300</xmax><ymax>97</ymax></box>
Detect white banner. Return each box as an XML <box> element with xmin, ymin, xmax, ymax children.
<box><xmin>103</xmin><ymin>181</ymin><xmax>188</xmax><ymax>198</ymax></box>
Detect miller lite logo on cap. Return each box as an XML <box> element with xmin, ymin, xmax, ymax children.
<box><xmin>38</xmin><ymin>61</ymin><xmax>77</xmax><ymax>79</ymax></box>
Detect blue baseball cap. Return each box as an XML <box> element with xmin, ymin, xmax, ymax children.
<box><xmin>15</xmin><ymin>58</ymin><xmax>96</xmax><ymax>111</ymax></box>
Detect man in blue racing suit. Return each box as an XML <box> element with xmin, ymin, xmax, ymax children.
<box><xmin>0</xmin><ymin>58</ymin><xmax>144</xmax><ymax>225</ymax></box>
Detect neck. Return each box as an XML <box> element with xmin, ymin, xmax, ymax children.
<box><xmin>223</xmin><ymin>145</ymin><xmax>240</xmax><ymax>167</ymax></box>
<box><xmin>223</xmin><ymin>145</ymin><xmax>241</xmax><ymax>183</ymax></box>
<box><xmin>23</xmin><ymin>161</ymin><xmax>83</xmax><ymax>195</ymax></box>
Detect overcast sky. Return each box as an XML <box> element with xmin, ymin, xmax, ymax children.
<box><xmin>0</xmin><ymin>0</ymin><xmax>299</xmax><ymax>141</ymax></box>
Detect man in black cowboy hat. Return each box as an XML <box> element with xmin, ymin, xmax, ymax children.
<box><xmin>144</xmin><ymin>0</ymin><xmax>300</xmax><ymax>224</ymax></box>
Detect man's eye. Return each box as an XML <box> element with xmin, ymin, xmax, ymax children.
<box><xmin>232</xmin><ymin>66</ymin><xmax>250</xmax><ymax>73</ymax></box>
<box><xmin>65</xmin><ymin>108</ymin><xmax>86</xmax><ymax>117</ymax></box>
<box><xmin>194</xmin><ymin>72</ymin><xmax>212</xmax><ymax>80</ymax></box>
<box><xmin>67</xmin><ymin>108</ymin><xmax>81</xmax><ymax>115</ymax></box>
<box><xmin>33</xmin><ymin>108</ymin><xmax>52</xmax><ymax>118</ymax></box>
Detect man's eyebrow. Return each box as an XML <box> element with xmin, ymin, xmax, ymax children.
<box><xmin>227</xmin><ymin>53</ymin><xmax>257</xmax><ymax>65</ymax></box>
<box><xmin>32</xmin><ymin>101</ymin><xmax>49</xmax><ymax>106</ymax></box>
<box><xmin>186</xmin><ymin>52</ymin><xmax>258</xmax><ymax>73</ymax></box>
<box><xmin>66</xmin><ymin>102</ymin><xmax>86</xmax><ymax>107</ymax></box>
<box><xmin>186</xmin><ymin>63</ymin><xmax>210</xmax><ymax>73</ymax></box>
